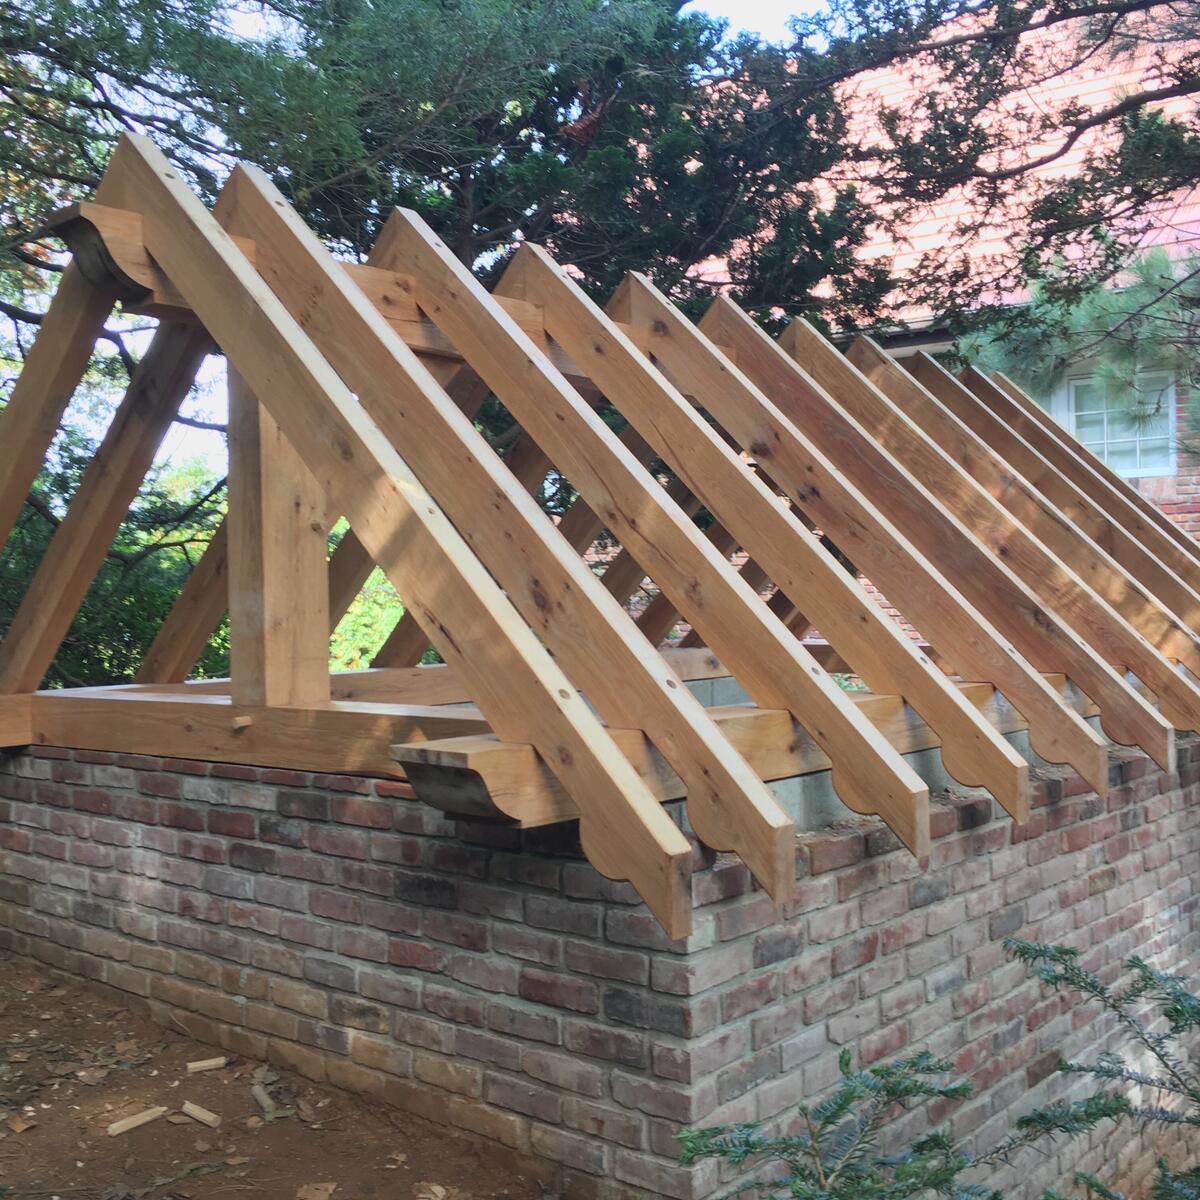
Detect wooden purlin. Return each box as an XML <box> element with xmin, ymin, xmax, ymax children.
<box><xmin>982</xmin><ymin>369</ymin><xmax>1200</xmax><ymax>586</ymax></box>
<box><xmin>0</xmin><ymin>322</ymin><xmax>211</xmax><ymax>694</ymax></box>
<box><xmin>98</xmin><ymin>134</ymin><xmax>694</xmax><ymax>936</ymax></box>
<box><xmin>915</xmin><ymin>358</ymin><xmax>1200</xmax><ymax>625</ymax></box>
<box><xmin>778</xmin><ymin>324</ymin><xmax>1192</xmax><ymax>749</ymax></box>
<box><xmin>606</xmin><ymin>274</ymin><xmax>1032</xmax><ymax>818</ymax></box>
<box><xmin>695</xmin><ymin>296</ymin><xmax>1110</xmax><ymax>796</ymax></box>
<box><xmin>990</xmin><ymin>370</ymin><xmax>1200</xmax><ymax>569</ymax></box>
<box><xmin>210</xmin><ymin>160</ymin><xmax>800</xmax><ymax>905</ymax></box>
<box><xmin>854</xmin><ymin>343</ymin><xmax>1200</xmax><ymax>700</ymax></box>
<box><xmin>387</xmin><ymin>217</ymin><xmax>932</xmax><ymax>858</ymax></box>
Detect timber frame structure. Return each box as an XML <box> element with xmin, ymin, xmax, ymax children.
<box><xmin>4</xmin><ymin>133</ymin><xmax>1200</xmax><ymax>936</ymax></box>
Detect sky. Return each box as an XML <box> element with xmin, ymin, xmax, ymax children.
<box><xmin>681</xmin><ymin>1</ymin><xmax>818</xmax><ymax>43</ymax></box>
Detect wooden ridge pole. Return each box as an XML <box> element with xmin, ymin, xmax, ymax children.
<box><xmin>696</xmin><ymin>295</ymin><xmax>1110</xmax><ymax>795</ymax></box>
<box><xmin>99</xmin><ymin>133</ymin><xmax>694</xmax><ymax>936</ymax></box>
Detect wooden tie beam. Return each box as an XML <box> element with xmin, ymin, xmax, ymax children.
<box><xmin>2</xmin><ymin>132</ymin><xmax>1195</xmax><ymax>931</ymax></box>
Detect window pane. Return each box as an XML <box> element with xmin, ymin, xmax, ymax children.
<box><xmin>1107</xmin><ymin>441</ymin><xmax>1138</xmax><ymax>472</ymax></box>
<box><xmin>1108</xmin><ymin>408</ymin><xmax>1139</xmax><ymax>439</ymax></box>
<box><xmin>1137</xmin><ymin>408</ymin><xmax>1170</xmax><ymax>439</ymax></box>
<box><xmin>1075</xmin><ymin>410</ymin><xmax>1105</xmax><ymax>440</ymax></box>
<box><xmin>1072</xmin><ymin>382</ymin><xmax>1103</xmax><ymax>413</ymax></box>
<box><xmin>1138</xmin><ymin>437</ymin><xmax>1171</xmax><ymax>468</ymax></box>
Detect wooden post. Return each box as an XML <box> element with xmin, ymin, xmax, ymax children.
<box><xmin>227</xmin><ymin>368</ymin><xmax>332</xmax><ymax>707</ymax></box>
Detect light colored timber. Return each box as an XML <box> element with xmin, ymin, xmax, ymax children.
<box><xmin>393</xmin><ymin>218</ymin><xmax>930</xmax><ymax>861</ymax></box>
<box><xmin>373</xmin><ymin>366</ymin><xmax>521</xmax><ymax>670</ymax></box>
<box><xmin>0</xmin><ymin>323</ymin><xmax>211</xmax><ymax>694</ymax></box>
<box><xmin>991</xmin><ymin>368</ymin><xmax>1200</xmax><ymax>568</ymax></box>
<box><xmin>698</xmin><ymin>296</ymin><xmax>1110</xmax><ymax>796</ymax></box>
<box><xmin>327</xmin><ymin>531</ymin><xmax>377</xmax><ymax>627</ymax></box>
<box><xmin>107</xmin><ymin>1107</ymin><xmax>167</xmax><ymax>1138</ymax></box>
<box><xmin>99</xmin><ymin>135</ymin><xmax>693</xmax><ymax>937</ymax></box>
<box><xmin>0</xmin><ymin>263</ymin><xmax>114</xmax><ymax>553</ymax></box>
<box><xmin>983</xmin><ymin>368</ymin><xmax>1200</xmax><ymax>587</ymax></box>
<box><xmin>44</xmin><ymin>201</ymin><xmax>661</xmax><ymax>388</ymax></box>
<box><xmin>227</xmin><ymin>368</ymin><xmax>332</xmax><ymax>707</ymax></box>
<box><xmin>932</xmin><ymin>362</ymin><xmax>1200</xmax><ymax>622</ymax></box>
<box><xmin>779</xmin><ymin>322</ymin><xmax>1182</xmax><ymax>757</ymax></box>
<box><xmin>772</xmin><ymin>319</ymin><xmax>1166</xmax><ymax>768</ymax></box>
<box><xmin>29</xmin><ymin>691</ymin><xmax>491</xmax><ymax>778</ymax></box>
<box><xmin>611</xmin><ymin>273</ymin><xmax>1033</xmax><ymax>819</ymax></box>
<box><xmin>223</xmin><ymin>181</ymin><xmax>797</xmax><ymax>903</ymax></box>
<box><xmin>636</xmin><ymin>521</ymin><xmax>740</xmax><ymax>648</ymax></box>
<box><xmin>0</xmin><ymin>694</ymin><xmax>33</xmax><ymax>747</ymax></box>
<box><xmin>88</xmin><ymin>646</ymin><xmax>735</xmax><ymax>706</ymax></box>
<box><xmin>481</xmin><ymin>244</ymin><xmax>936</xmax><ymax>853</ymax></box>
<box><xmin>396</xmin><ymin>675</ymin><xmax>1096</xmax><ymax>828</ymax></box>
<box><xmin>854</xmin><ymin>342</ymin><xmax>1200</xmax><ymax>700</ymax></box>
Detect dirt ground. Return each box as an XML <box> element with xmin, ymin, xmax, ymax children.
<box><xmin>0</xmin><ymin>951</ymin><xmax>545</xmax><ymax>1200</ymax></box>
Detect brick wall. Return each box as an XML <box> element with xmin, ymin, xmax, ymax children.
<box><xmin>1</xmin><ymin>741</ymin><xmax>1198</xmax><ymax>1198</ymax></box>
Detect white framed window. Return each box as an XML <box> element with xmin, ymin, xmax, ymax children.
<box><xmin>1064</xmin><ymin>371</ymin><xmax>1175</xmax><ymax>478</ymax></box>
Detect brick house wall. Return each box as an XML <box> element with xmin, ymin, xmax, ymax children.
<box><xmin>1</xmin><ymin>742</ymin><xmax>1198</xmax><ymax>1198</ymax></box>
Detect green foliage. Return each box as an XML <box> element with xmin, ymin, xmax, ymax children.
<box><xmin>685</xmin><ymin>941</ymin><xmax>1200</xmax><ymax>1200</ymax></box>
<box><xmin>956</xmin><ymin>249</ymin><xmax>1199</xmax><ymax>401</ymax></box>
<box><xmin>0</xmin><ymin>434</ymin><xmax>227</xmax><ymax>686</ymax></box>
<box><xmin>329</xmin><ymin>565</ymin><xmax>403</xmax><ymax>672</ymax></box>
<box><xmin>678</xmin><ymin>1048</ymin><xmax>993</xmax><ymax>1200</ymax></box>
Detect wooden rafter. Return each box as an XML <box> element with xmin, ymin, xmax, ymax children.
<box><xmin>852</xmin><ymin>343</ymin><xmax>1200</xmax><ymax>707</ymax></box>
<box><xmin>990</xmin><ymin>371</ymin><xmax>1200</xmax><ymax>569</ymax></box>
<box><xmin>6</xmin><ymin>131</ymin><xmax>1198</xmax><ymax>930</ymax></box>
<box><xmin>212</xmin><ymin>165</ymin><xmax>803</xmax><ymax>904</ymax></box>
<box><xmin>388</xmin><ymin>221</ymin><xmax>932</xmax><ymax>857</ymax></box>
<box><xmin>91</xmin><ymin>134</ymin><xmax>696</xmax><ymax>936</ymax></box>
<box><xmin>912</xmin><ymin>356</ymin><xmax>1200</xmax><ymax>625</ymax></box>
